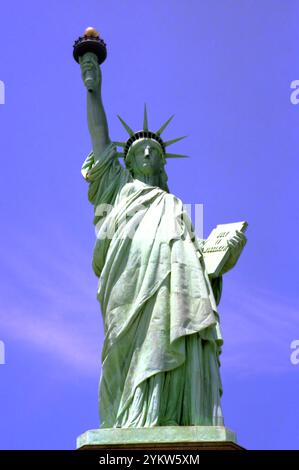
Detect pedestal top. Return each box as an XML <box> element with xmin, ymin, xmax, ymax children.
<box><xmin>77</xmin><ymin>426</ymin><xmax>243</xmax><ymax>451</ymax></box>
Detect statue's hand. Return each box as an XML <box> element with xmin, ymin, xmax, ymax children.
<box><xmin>221</xmin><ymin>230</ymin><xmax>247</xmax><ymax>274</ymax></box>
<box><xmin>79</xmin><ymin>52</ymin><xmax>101</xmax><ymax>92</ymax></box>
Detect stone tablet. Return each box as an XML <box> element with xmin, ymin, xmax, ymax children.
<box><xmin>202</xmin><ymin>221</ymin><xmax>248</xmax><ymax>278</ymax></box>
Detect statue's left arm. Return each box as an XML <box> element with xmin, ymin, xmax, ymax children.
<box><xmin>210</xmin><ymin>276</ymin><xmax>223</xmax><ymax>306</ymax></box>
<box><xmin>199</xmin><ymin>230</ymin><xmax>247</xmax><ymax>306</ymax></box>
<box><xmin>220</xmin><ymin>230</ymin><xmax>247</xmax><ymax>275</ymax></box>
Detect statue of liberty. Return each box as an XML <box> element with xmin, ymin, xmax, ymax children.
<box><xmin>78</xmin><ymin>38</ymin><xmax>246</xmax><ymax>430</ymax></box>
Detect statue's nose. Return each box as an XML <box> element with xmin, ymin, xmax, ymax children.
<box><xmin>144</xmin><ymin>148</ymin><xmax>150</xmax><ymax>158</ymax></box>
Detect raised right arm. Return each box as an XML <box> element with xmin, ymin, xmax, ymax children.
<box><xmin>79</xmin><ymin>52</ymin><xmax>110</xmax><ymax>161</ymax></box>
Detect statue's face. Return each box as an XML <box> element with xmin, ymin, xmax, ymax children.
<box><xmin>130</xmin><ymin>139</ymin><xmax>163</xmax><ymax>176</ymax></box>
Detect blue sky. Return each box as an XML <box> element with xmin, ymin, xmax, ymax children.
<box><xmin>0</xmin><ymin>0</ymin><xmax>299</xmax><ymax>450</ymax></box>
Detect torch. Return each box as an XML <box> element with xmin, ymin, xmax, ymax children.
<box><xmin>73</xmin><ymin>27</ymin><xmax>107</xmax><ymax>92</ymax></box>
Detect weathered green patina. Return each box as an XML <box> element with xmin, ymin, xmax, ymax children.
<box><xmin>79</xmin><ymin>51</ymin><xmax>246</xmax><ymax>429</ymax></box>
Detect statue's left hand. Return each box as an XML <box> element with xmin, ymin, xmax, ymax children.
<box><xmin>221</xmin><ymin>230</ymin><xmax>247</xmax><ymax>274</ymax></box>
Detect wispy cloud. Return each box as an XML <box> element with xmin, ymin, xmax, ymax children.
<box><xmin>1</xmin><ymin>307</ymin><xmax>100</xmax><ymax>376</ymax></box>
<box><xmin>1</xmin><ymin>224</ymin><xmax>298</xmax><ymax>378</ymax></box>
<box><xmin>0</xmin><ymin>224</ymin><xmax>102</xmax><ymax>377</ymax></box>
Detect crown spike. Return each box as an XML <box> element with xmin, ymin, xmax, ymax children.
<box><xmin>164</xmin><ymin>135</ymin><xmax>187</xmax><ymax>147</ymax></box>
<box><xmin>165</xmin><ymin>152</ymin><xmax>189</xmax><ymax>158</ymax></box>
<box><xmin>113</xmin><ymin>141</ymin><xmax>126</xmax><ymax>148</ymax></box>
<box><xmin>156</xmin><ymin>115</ymin><xmax>174</xmax><ymax>136</ymax></box>
<box><xmin>116</xmin><ymin>152</ymin><xmax>125</xmax><ymax>158</ymax></box>
<box><xmin>117</xmin><ymin>115</ymin><xmax>134</xmax><ymax>136</ymax></box>
<box><xmin>143</xmin><ymin>103</ymin><xmax>149</xmax><ymax>132</ymax></box>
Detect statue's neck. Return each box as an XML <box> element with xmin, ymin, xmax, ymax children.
<box><xmin>134</xmin><ymin>174</ymin><xmax>160</xmax><ymax>187</ymax></box>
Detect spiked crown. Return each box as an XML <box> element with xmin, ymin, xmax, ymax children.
<box><xmin>114</xmin><ymin>105</ymin><xmax>188</xmax><ymax>160</ymax></box>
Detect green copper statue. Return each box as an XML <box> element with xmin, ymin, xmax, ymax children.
<box><xmin>78</xmin><ymin>39</ymin><xmax>247</xmax><ymax>429</ymax></box>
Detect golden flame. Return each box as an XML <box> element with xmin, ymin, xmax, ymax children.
<box><xmin>84</xmin><ymin>27</ymin><xmax>99</xmax><ymax>38</ymax></box>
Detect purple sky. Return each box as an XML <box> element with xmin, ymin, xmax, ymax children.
<box><xmin>0</xmin><ymin>0</ymin><xmax>299</xmax><ymax>450</ymax></box>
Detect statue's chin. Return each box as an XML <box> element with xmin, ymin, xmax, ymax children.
<box><xmin>142</xmin><ymin>163</ymin><xmax>161</xmax><ymax>175</ymax></box>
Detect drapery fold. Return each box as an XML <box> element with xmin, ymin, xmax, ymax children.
<box><xmin>82</xmin><ymin>143</ymin><xmax>224</xmax><ymax>428</ymax></box>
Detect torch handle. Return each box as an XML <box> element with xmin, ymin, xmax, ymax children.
<box><xmin>84</xmin><ymin>70</ymin><xmax>94</xmax><ymax>92</ymax></box>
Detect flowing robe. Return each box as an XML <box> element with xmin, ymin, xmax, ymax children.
<box><xmin>82</xmin><ymin>143</ymin><xmax>224</xmax><ymax>428</ymax></box>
